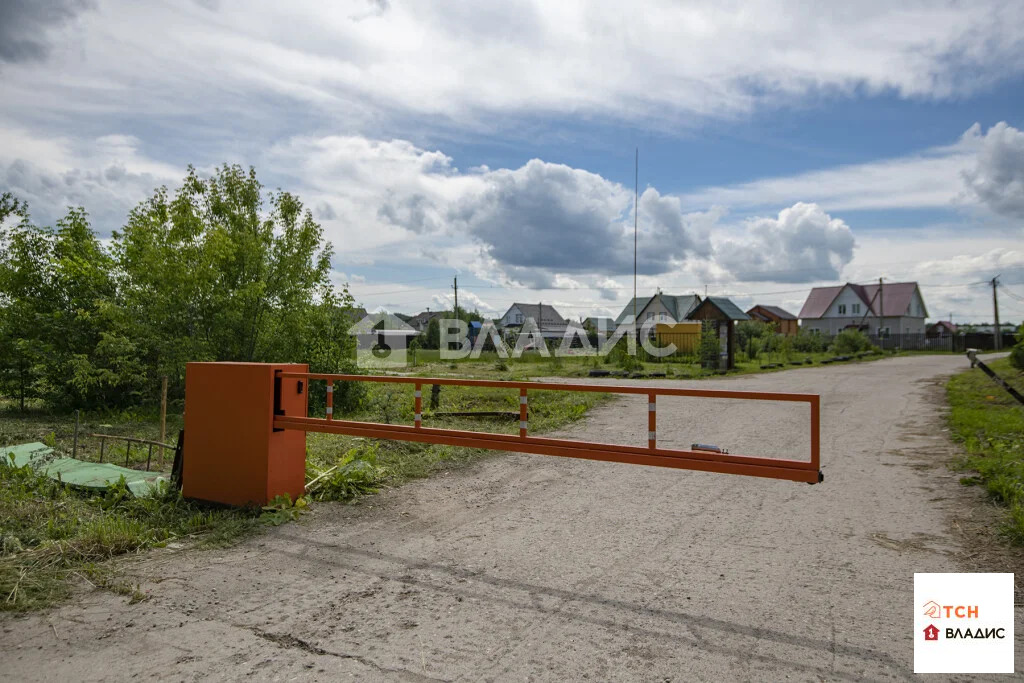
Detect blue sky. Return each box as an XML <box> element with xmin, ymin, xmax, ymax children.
<box><xmin>2</xmin><ymin>0</ymin><xmax>1024</xmax><ymax>322</ymax></box>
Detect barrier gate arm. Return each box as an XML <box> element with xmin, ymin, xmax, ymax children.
<box><xmin>274</xmin><ymin>372</ymin><xmax>823</xmax><ymax>485</ymax></box>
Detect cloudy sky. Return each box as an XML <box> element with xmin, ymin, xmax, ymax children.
<box><xmin>3</xmin><ymin>0</ymin><xmax>1024</xmax><ymax>323</ymax></box>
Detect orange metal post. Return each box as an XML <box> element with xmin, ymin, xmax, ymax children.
<box><xmin>519</xmin><ymin>388</ymin><xmax>528</xmax><ymax>438</ymax></box>
<box><xmin>182</xmin><ymin>362</ymin><xmax>308</xmax><ymax>506</ymax></box>
<box><xmin>810</xmin><ymin>394</ymin><xmax>820</xmax><ymax>472</ymax></box>
<box><xmin>326</xmin><ymin>379</ymin><xmax>333</xmax><ymax>421</ymax></box>
<box><xmin>414</xmin><ymin>383</ymin><xmax>422</xmax><ymax>429</ymax></box>
<box><xmin>648</xmin><ymin>393</ymin><xmax>656</xmax><ymax>449</ymax></box>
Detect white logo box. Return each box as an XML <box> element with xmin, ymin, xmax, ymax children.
<box><xmin>914</xmin><ymin>573</ymin><xmax>1014</xmax><ymax>674</ymax></box>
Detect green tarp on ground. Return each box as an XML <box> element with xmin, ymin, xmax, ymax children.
<box><xmin>1</xmin><ymin>442</ymin><xmax>169</xmax><ymax>497</ymax></box>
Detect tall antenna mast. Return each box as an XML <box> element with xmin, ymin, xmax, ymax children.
<box><xmin>633</xmin><ymin>147</ymin><xmax>638</xmax><ymax>332</ymax></box>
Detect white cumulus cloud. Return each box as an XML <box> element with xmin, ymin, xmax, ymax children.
<box><xmin>714</xmin><ymin>203</ymin><xmax>856</xmax><ymax>282</ymax></box>
<box><xmin>962</xmin><ymin>122</ymin><xmax>1024</xmax><ymax>219</ymax></box>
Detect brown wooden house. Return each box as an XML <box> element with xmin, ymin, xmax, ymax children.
<box><xmin>687</xmin><ymin>297</ymin><xmax>750</xmax><ymax>369</ymax></box>
<box><xmin>746</xmin><ymin>304</ymin><xmax>798</xmax><ymax>336</ymax></box>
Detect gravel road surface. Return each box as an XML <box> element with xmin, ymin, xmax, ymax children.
<box><xmin>2</xmin><ymin>354</ymin><xmax>1021</xmax><ymax>681</ymax></box>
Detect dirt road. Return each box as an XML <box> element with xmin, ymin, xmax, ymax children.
<box><xmin>2</xmin><ymin>355</ymin><xmax>1021</xmax><ymax>680</ymax></box>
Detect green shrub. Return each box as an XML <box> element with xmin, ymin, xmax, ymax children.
<box><xmin>830</xmin><ymin>329</ymin><xmax>872</xmax><ymax>355</ymax></box>
<box><xmin>698</xmin><ymin>324</ymin><xmax>721</xmax><ymax>369</ymax></box>
<box><xmin>792</xmin><ymin>328</ymin><xmax>827</xmax><ymax>353</ymax></box>
<box><xmin>1010</xmin><ymin>325</ymin><xmax>1024</xmax><ymax>372</ymax></box>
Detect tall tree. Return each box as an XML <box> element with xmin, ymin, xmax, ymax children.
<box><xmin>114</xmin><ymin>165</ymin><xmax>339</xmax><ymax>392</ymax></box>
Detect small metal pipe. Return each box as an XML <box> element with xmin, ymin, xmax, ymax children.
<box><xmin>99</xmin><ymin>437</ymin><xmax>105</xmax><ymax>463</ymax></box>
<box><xmin>125</xmin><ymin>441</ymin><xmax>131</xmax><ymax>467</ymax></box>
<box><xmin>146</xmin><ymin>443</ymin><xmax>153</xmax><ymax>471</ymax></box>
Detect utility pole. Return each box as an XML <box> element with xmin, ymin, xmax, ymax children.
<box><xmin>633</xmin><ymin>147</ymin><xmax>638</xmax><ymax>336</ymax></box>
<box><xmin>453</xmin><ymin>276</ymin><xmax>459</xmax><ymax>327</ymax></box>
<box><xmin>878</xmin><ymin>277</ymin><xmax>884</xmax><ymax>337</ymax></box>
<box><xmin>992</xmin><ymin>275</ymin><xmax>1001</xmax><ymax>350</ymax></box>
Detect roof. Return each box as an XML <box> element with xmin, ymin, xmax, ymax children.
<box><xmin>347</xmin><ymin>312</ymin><xmax>418</xmax><ymax>335</ymax></box>
<box><xmin>504</xmin><ymin>303</ymin><xmax>567</xmax><ymax>326</ymax></box>
<box><xmin>798</xmin><ymin>285</ymin><xmax>844</xmax><ymax>319</ymax></box>
<box><xmin>615</xmin><ymin>296</ymin><xmax>653</xmax><ymax>324</ymax></box>
<box><xmin>798</xmin><ymin>282</ymin><xmax>925</xmax><ymax>319</ymax></box>
<box><xmin>653</xmin><ymin>293</ymin><xmax>702</xmax><ymax>321</ymax></box>
<box><xmin>616</xmin><ymin>293</ymin><xmax>701</xmax><ymax>324</ymax></box>
<box><xmin>690</xmin><ymin>296</ymin><xmax>751</xmax><ymax>321</ymax></box>
<box><xmin>407</xmin><ymin>310</ymin><xmax>443</xmax><ymax>328</ymax></box>
<box><xmin>747</xmin><ymin>304</ymin><xmax>797</xmax><ymax>321</ymax></box>
<box><xmin>859</xmin><ymin>282</ymin><xmax>926</xmax><ymax>318</ymax></box>
<box><xmin>928</xmin><ymin>320</ymin><xmax>958</xmax><ymax>333</ymax></box>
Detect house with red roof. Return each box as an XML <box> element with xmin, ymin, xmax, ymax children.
<box><xmin>797</xmin><ymin>282</ymin><xmax>928</xmax><ymax>336</ymax></box>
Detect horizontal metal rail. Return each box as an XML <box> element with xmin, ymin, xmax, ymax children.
<box><xmin>275</xmin><ymin>372</ymin><xmax>822</xmax><ymax>484</ymax></box>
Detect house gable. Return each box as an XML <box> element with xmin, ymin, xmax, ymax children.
<box><xmin>824</xmin><ymin>285</ymin><xmax>872</xmax><ymax>318</ymax></box>
<box><xmin>500</xmin><ymin>304</ymin><xmax>525</xmax><ymax>327</ymax></box>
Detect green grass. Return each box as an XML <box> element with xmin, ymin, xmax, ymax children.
<box><xmin>946</xmin><ymin>357</ymin><xmax>1024</xmax><ymax>544</ymax></box>
<box><xmin>0</xmin><ymin>463</ymin><xmax>259</xmax><ymax>611</ymax></box>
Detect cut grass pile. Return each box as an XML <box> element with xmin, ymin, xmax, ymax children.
<box><xmin>946</xmin><ymin>357</ymin><xmax>1024</xmax><ymax>544</ymax></box>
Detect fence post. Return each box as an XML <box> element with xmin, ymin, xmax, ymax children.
<box><xmin>159</xmin><ymin>376</ymin><xmax>168</xmax><ymax>467</ymax></box>
<box><xmin>414</xmin><ymin>383</ymin><xmax>422</xmax><ymax>429</ymax></box>
<box><xmin>326</xmin><ymin>380</ymin><xmax>334</xmax><ymax>421</ymax></box>
<box><xmin>72</xmin><ymin>409</ymin><xmax>80</xmax><ymax>459</ymax></box>
<box><xmin>648</xmin><ymin>393</ymin><xmax>656</xmax><ymax>449</ymax></box>
<box><xmin>519</xmin><ymin>388</ymin><xmax>528</xmax><ymax>438</ymax></box>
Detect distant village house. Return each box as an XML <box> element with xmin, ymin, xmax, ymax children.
<box><xmin>746</xmin><ymin>305</ymin><xmax>798</xmax><ymax>336</ymax></box>
<box><xmin>798</xmin><ymin>282</ymin><xmax>927</xmax><ymax>336</ymax></box>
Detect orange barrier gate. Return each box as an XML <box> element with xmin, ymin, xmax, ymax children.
<box><xmin>183</xmin><ymin>362</ymin><xmax>821</xmax><ymax>506</ymax></box>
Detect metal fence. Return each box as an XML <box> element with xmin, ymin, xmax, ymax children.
<box><xmin>807</xmin><ymin>332</ymin><xmax>1016</xmax><ymax>353</ymax></box>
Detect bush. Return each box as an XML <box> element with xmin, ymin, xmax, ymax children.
<box><xmin>1010</xmin><ymin>325</ymin><xmax>1024</xmax><ymax>372</ymax></box>
<box><xmin>699</xmin><ymin>323</ymin><xmax>721</xmax><ymax>369</ymax></box>
<box><xmin>830</xmin><ymin>329</ymin><xmax>873</xmax><ymax>355</ymax></box>
<box><xmin>792</xmin><ymin>329</ymin><xmax>826</xmax><ymax>353</ymax></box>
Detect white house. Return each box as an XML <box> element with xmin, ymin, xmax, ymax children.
<box><xmin>798</xmin><ymin>282</ymin><xmax>928</xmax><ymax>335</ymax></box>
<box><xmin>499</xmin><ymin>303</ymin><xmax>573</xmax><ymax>339</ymax></box>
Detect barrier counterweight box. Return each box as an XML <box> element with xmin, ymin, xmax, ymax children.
<box><xmin>183</xmin><ymin>362</ymin><xmax>307</xmax><ymax>506</ymax></box>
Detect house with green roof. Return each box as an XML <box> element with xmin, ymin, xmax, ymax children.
<box><xmin>614</xmin><ymin>292</ymin><xmax>702</xmax><ymax>327</ymax></box>
<box><xmin>688</xmin><ymin>296</ymin><xmax>751</xmax><ymax>370</ymax></box>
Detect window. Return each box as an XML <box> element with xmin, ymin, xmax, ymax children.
<box><xmin>877</xmin><ymin>327</ymin><xmax>890</xmax><ymax>338</ymax></box>
<box><xmin>838</xmin><ymin>304</ymin><xmax>847</xmax><ymax>315</ymax></box>
<box><xmin>659</xmin><ymin>312</ymin><xmax>667</xmax><ymax>321</ymax></box>
<box><xmin>515</xmin><ymin>314</ymin><xmax>523</xmax><ymax>324</ymax></box>
<box><xmin>852</xmin><ymin>303</ymin><xmax>860</xmax><ymax>314</ymax></box>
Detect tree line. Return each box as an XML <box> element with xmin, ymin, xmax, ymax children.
<box><xmin>0</xmin><ymin>165</ymin><xmax>360</xmax><ymax>411</ymax></box>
